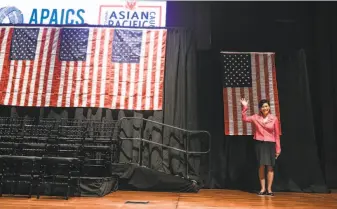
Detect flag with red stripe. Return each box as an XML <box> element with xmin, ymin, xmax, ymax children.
<box><xmin>221</xmin><ymin>52</ymin><xmax>281</xmax><ymax>135</ymax></box>
<box><xmin>0</xmin><ymin>26</ymin><xmax>167</xmax><ymax>110</ymax></box>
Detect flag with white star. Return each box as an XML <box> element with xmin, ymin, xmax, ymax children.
<box><xmin>222</xmin><ymin>52</ymin><xmax>281</xmax><ymax>135</ymax></box>
<box><xmin>0</xmin><ymin>27</ymin><xmax>167</xmax><ymax>110</ymax></box>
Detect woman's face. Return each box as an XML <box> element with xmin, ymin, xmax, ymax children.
<box><xmin>260</xmin><ymin>103</ymin><xmax>270</xmax><ymax>116</ymax></box>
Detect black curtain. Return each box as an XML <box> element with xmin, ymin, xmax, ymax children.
<box><xmin>309</xmin><ymin>3</ymin><xmax>337</xmax><ymax>189</ymax></box>
<box><xmin>162</xmin><ymin>28</ymin><xmax>201</xmax><ymax>179</ymax></box>
<box><xmin>193</xmin><ymin>1</ymin><xmax>336</xmax><ymax>192</ymax></box>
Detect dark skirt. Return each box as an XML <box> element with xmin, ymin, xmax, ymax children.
<box><xmin>254</xmin><ymin>140</ymin><xmax>276</xmax><ymax>167</ymax></box>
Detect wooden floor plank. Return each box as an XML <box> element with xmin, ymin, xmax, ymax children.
<box><xmin>0</xmin><ymin>190</ymin><xmax>336</xmax><ymax>209</ymax></box>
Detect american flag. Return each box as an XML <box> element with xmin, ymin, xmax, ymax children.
<box><xmin>0</xmin><ymin>26</ymin><xmax>167</xmax><ymax>110</ymax></box>
<box><xmin>221</xmin><ymin>52</ymin><xmax>281</xmax><ymax>135</ymax></box>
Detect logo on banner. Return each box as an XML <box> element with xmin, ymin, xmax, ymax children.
<box><xmin>100</xmin><ymin>0</ymin><xmax>163</xmax><ymax>27</ymax></box>
<box><xmin>0</xmin><ymin>5</ymin><xmax>86</xmax><ymax>25</ymax></box>
<box><xmin>125</xmin><ymin>0</ymin><xmax>137</xmax><ymax>10</ymax></box>
<box><xmin>28</xmin><ymin>8</ymin><xmax>86</xmax><ymax>25</ymax></box>
<box><xmin>0</xmin><ymin>6</ymin><xmax>24</xmax><ymax>24</ymax></box>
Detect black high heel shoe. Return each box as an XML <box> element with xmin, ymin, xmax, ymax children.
<box><xmin>257</xmin><ymin>191</ymin><xmax>267</xmax><ymax>196</ymax></box>
<box><xmin>266</xmin><ymin>192</ymin><xmax>274</xmax><ymax>196</ymax></box>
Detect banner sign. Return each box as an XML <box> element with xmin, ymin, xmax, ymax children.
<box><xmin>0</xmin><ymin>0</ymin><xmax>166</xmax><ymax>27</ymax></box>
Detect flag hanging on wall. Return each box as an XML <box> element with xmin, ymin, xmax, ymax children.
<box><xmin>0</xmin><ymin>26</ymin><xmax>167</xmax><ymax>110</ymax></box>
<box><xmin>221</xmin><ymin>51</ymin><xmax>281</xmax><ymax>135</ymax></box>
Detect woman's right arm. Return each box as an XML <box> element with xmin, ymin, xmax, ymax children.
<box><xmin>242</xmin><ymin>105</ymin><xmax>254</xmax><ymax>122</ymax></box>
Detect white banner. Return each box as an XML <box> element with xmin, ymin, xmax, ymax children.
<box><xmin>0</xmin><ymin>0</ymin><xmax>166</xmax><ymax>27</ymax></box>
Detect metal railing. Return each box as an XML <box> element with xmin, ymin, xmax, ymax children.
<box><xmin>118</xmin><ymin>117</ymin><xmax>211</xmax><ymax>180</ymax></box>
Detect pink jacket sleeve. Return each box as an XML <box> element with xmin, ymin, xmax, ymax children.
<box><xmin>242</xmin><ymin>105</ymin><xmax>254</xmax><ymax>122</ymax></box>
<box><xmin>274</xmin><ymin>117</ymin><xmax>281</xmax><ymax>154</ymax></box>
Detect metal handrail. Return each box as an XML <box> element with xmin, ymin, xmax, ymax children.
<box><xmin>117</xmin><ymin>117</ymin><xmax>211</xmax><ymax>180</ymax></box>
<box><xmin>118</xmin><ymin>117</ymin><xmax>211</xmax><ymax>153</ymax></box>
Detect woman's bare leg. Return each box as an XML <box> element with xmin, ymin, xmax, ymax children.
<box><xmin>258</xmin><ymin>165</ymin><xmax>266</xmax><ymax>192</ymax></box>
<box><xmin>267</xmin><ymin>166</ymin><xmax>274</xmax><ymax>193</ymax></box>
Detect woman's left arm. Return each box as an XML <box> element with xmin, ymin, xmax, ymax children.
<box><xmin>274</xmin><ymin>117</ymin><xmax>281</xmax><ymax>156</ymax></box>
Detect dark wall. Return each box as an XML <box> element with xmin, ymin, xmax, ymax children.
<box><xmin>166</xmin><ymin>1</ymin><xmax>211</xmax><ymax>50</ymax></box>
<box><xmin>167</xmin><ymin>1</ymin><xmax>337</xmax><ymax>189</ymax></box>
<box><xmin>210</xmin><ymin>2</ymin><xmax>312</xmax><ymax>52</ymax></box>
<box><xmin>167</xmin><ymin>1</ymin><xmax>313</xmax><ymax>51</ymax></box>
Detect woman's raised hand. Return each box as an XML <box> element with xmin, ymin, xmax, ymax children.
<box><xmin>240</xmin><ymin>98</ymin><xmax>249</xmax><ymax>106</ymax></box>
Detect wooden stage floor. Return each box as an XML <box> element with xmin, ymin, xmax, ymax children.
<box><xmin>0</xmin><ymin>189</ymin><xmax>336</xmax><ymax>209</ymax></box>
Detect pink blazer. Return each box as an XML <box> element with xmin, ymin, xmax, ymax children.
<box><xmin>242</xmin><ymin>105</ymin><xmax>281</xmax><ymax>154</ymax></box>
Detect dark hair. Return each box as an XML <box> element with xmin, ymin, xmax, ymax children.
<box><xmin>258</xmin><ymin>99</ymin><xmax>270</xmax><ymax>108</ymax></box>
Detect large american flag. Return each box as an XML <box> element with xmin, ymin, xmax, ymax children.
<box><xmin>221</xmin><ymin>52</ymin><xmax>281</xmax><ymax>135</ymax></box>
<box><xmin>0</xmin><ymin>26</ymin><xmax>167</xmax><ymax>110</ymax></box>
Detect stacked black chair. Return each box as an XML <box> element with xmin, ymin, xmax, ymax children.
<box><xmin>36</xmin><ymin>119</ymin><xmax>84</xmax><ymax>200</ymax></box>
<box><xmin>37</xmin><ymin>156</ymin><xmax>80</xmax><ymax>200</ymax></box>
<box><xmin>0</xmin><ymin>155</ymin><xmax>40</xmax><ymax>198</ymax></box>
<box><xmin>81</xmin><ymin>120</ymin><xmax>119</xmax><ymax>176</ymax></box>
<box><xmin>0</xmin><ymin>117</ymin><xmax>120</xmax><ymax>199</ymax></box>
<box><xmin>0</xmin><ymin>117</ymin><xmax>40</xmax><ymax>197</ymax></box>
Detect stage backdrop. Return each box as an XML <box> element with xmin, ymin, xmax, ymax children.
<box><xmin>221</xmin><ymin>52</ymin><xmax>281</xmax><ymax>135</ymax></box>
<box><xmin>0</xmin><ymin>26</ymin><xmax>167</xmax><ymax>110</ymax></box>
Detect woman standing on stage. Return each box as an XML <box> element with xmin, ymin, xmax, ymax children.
<box><xmin>240</xmin><ymin>98</ymin><xmax>281</xmax><ymax>196</ymax></box>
